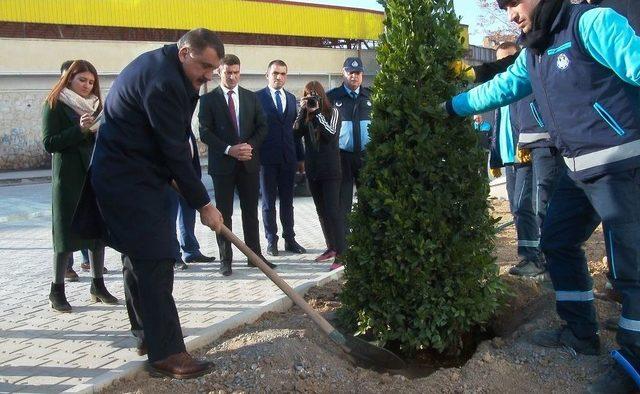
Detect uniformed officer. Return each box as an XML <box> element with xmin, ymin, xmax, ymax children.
<box><xmin>327</xmin><ymin>57</ymin><xmax>373</xmax><ymax>269</ymax></box>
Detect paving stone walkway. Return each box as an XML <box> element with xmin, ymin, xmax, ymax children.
<box><xmin>0</xmin><ymin>176</ymin><xmax>338</xmax><ymax>393</ymax></box>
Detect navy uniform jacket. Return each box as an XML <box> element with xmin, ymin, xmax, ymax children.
<box><xmin>255</xmin><ymin>87</ymin><xmax>304</xmax><ymax>165</ymax></box>
<box><xmin>326</xmin><ymin>84</ymin><xmax>373</xmax><ymax>152</ymax></box>
<box><xmin>90</xmin><ymin>44</ymin><xmax>210</xmax><ymax>260</ymax></box>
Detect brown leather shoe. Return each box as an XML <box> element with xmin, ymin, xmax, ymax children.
<box><xmin>150</xmin><ymin>352</ymin><xmax>214</xmax><ymax>379</ymax></box>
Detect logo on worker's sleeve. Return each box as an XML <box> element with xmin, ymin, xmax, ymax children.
<box><xmin>556</xmin><ymin>54</ymin><xmax>570</xmax><ymax>70</ymax></box>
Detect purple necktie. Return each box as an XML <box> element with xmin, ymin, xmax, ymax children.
<box><xmin>228</xmin><ymin>90</ymin><xmax>238</xmax><ymax>134</ymax></box>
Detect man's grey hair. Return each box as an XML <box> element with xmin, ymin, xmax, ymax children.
<box><xmin>178</xmin><ymin>28</ymin><xmax>225</xmax><ymax>58</ymax></box>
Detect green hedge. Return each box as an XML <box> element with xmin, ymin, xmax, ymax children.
<box><xmin>338</xmin><ymin>0</ymin><xmax>505</xmax><ymax>355</ymax></box>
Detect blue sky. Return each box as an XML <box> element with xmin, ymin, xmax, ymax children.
<box><xmin>286</xmin><ymin>0</ymin><xmax>505</xmax><ymax>46</ymax></box>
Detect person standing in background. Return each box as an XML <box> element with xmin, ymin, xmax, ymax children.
<box><xmin>199</xmin><ymin>54</ymin><xmax>274</xmax><ymax>276</ymax></box>
<box><xmin>43</xmin><ymin>60</ymin><xmax>117</xmax><ymax>312</ymax></box>
<box><xmin>327</xmin><ymin>57</ymin><xmax>373</xmax><ymax>252</ymax></box>
<box><xmin>293</xmin><ymin>81</ymin><xmax>344</xmax><ymax>270</ymax></box>
<box><xmin>256</xmin><ymin>60</ymin><xmax>307</xmax><ymax>257</ymax></box>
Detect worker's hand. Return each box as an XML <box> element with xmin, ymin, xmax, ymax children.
<box><xmin>436</xmin><ymin>101</ymin><xmax>455</xmax><ymax>118</ymax></box>
<box><xmin>229</xmin><ymin>143</ymin><xmax>253</xmax><ymax>162</ymax></box>
<box><xmin>297</xmin><ymin>161</ymin><xmax>305</xmax><ymax>174</ymax></box>
<box><xmin>199</xmin><ymin>202</ymin><xmax>223</xmax><ymax>233</ymax></box>
<box><xmin>450</xmin><ymin>60</ymin><xmax>476</xmax><ymax>82</ymax></box>
<box><xmin>517</xmin><ymin>147</ymin><xmax>532</xmax><ymax>164</ymax></box>
<box><xmin>490</xmin><ymin>168</ymin><xmax>502</xmax><ymax>178</ymax></box>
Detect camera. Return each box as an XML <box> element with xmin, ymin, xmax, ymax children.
<box><xmin>305</xmin><ymin>94</ymin><xmax>322</xmax><ymax>109</ymax></box>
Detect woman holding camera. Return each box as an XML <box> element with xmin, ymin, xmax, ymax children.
<box><xmin>293</xmin><ymin>81</ymin><xmax>345</xmax><ymax>269</ymax></box>
<box><xmin>42</xmin><ymin>60</ymin><xmax>117</xmax><ymax>312</ymax></box>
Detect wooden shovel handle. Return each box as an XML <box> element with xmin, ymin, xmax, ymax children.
<box><xmin>219</xmin><ymin>225</ymin><xmax>336</xmax><ymax>335</ymax></box>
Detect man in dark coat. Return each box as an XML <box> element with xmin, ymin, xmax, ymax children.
<box><xmin>89</xmin><ymin>28</ymin><xmax>224</xmax><ymax>379</ymax></box>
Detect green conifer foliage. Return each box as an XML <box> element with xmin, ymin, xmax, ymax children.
<box><xmin>338</xmin><ymin>0</ymin><xmax>505</xmax><ymax>355</ymax></box>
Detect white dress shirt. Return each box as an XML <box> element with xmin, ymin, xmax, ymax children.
<box><xmin>268</xmin><ymin>86</ymin><xmax>287</xmax><ymax>113</ymax></box>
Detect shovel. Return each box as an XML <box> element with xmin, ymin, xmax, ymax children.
<box><xmin>219</xmin><ymin>225</ymin><xmax>406</xmax><ymax>370</ymax></box>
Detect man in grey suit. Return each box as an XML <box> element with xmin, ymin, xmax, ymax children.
<box><xmin>199</xmin><ymin>54</ymin><xmax>276</xmax><ymax>276</ymax></box>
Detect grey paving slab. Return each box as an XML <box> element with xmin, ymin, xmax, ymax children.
<box><xmin>0</xmin><ymin>179</ymin><xmax>342</xmax><ymax>393</ymax></box>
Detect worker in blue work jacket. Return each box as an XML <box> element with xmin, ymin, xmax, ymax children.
<box><xmin>443</xmin><ymin>0</ymin><xmax>640</xmax><ymax>391</ymax></box>
<box><xmin>509</xmin><ymin>93</ymin><xmax>566</xmax><ymax>277</ymax></box>
<box><xmin>473</xmin><ymin>114</ymin><xmax>492</xmax><ymax>150</ymax></box>
<box><xmin>488</xmin><ymin>42</ymin><xmax>544</xmax><ymax>278</ymax></box>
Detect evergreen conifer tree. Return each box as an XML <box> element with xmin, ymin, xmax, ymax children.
<box><xmin>339</xmin><ymin>0</ymin><xmax>505</xmax><ymax>354</ymax></box>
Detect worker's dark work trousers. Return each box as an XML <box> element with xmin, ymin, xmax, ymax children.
<box><xmin>531</xmin><ymin>147</ymin><xmax>565</xmax><ymax>230</ymax></box>
<box><xmin>309</xmin><ymin>178</ymin><xmax>345</xmax><ymax>255</ymax></box>
<box><xmin>505</xmin><ymin>164</ymin><xmax>541</xmax><ymax>261</ymax></box>
<box><xmin>541</xmin><ymin>169</ymin><xmax>640</xmax><ymax>362</ymax></box>
<box><xmin>122</xmin><ymin>255</ymin><xmax>186</xmax><ymax>362</ymax></box>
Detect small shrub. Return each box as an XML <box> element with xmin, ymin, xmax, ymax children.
<box><xmin>338</xmin><ymin>0</ymin><xmax>505</xmax><ymax>355</ymax></box>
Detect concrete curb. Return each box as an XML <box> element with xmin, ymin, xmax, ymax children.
<box><xmin>63</xmin><ymin>267</ymin><xmax>345</xmax><ymax>393</ymax></box>
<box><xmin>0</xmin><ymin>175</ymin><xmax>51</xmax><ymax>186</ymax></box>
<box><xmin>0</xmin><ymin>211</ymin><xmax>50</xmax><ymax>223</ymax></box>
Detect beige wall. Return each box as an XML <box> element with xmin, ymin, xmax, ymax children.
<box><xmin>0</xmin><ymin>38</ymin><xmax>377</xmax><ymax>171</ymax></box>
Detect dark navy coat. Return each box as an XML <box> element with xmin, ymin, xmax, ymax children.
<box><xmin>89</xmin><ymin>44</ymin><xmax>210</xmax><ymax>260</ymax></box>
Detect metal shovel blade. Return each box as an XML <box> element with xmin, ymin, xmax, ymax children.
<box><xmin>219</xmin><ymin>225</ymin><xmax>406</xmax><ymax>371</ymax></box>
<box><xmin>329</xmin><ymin>330</ymin><xmax>406</xmax><ymax>370</ymax></box>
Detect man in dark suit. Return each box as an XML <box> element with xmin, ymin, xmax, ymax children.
<box><xmin>199</xmin><ymin>54</ymin><xmax>276</xmax><ymax>276</ymax></box>
<box><xmin>89</xmin><ymin>28</ymin><xmax>224</xmax><ymax>378</ymax></box>
<box><xmin>256</xmin><ymin>60</ymin><xmax>307</xmax><ymax>256</ymax></box>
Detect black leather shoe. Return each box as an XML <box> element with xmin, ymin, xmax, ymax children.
<box><xmin>267</xmin><ymin>243</ymin><xmax>279</xmax><ymax>256</ymax></box>
<box><xmin>185</xmin><ymin>254</ymin><xmax>216</xmax><ymax>263</ymax></box>
<box><xmin>284</xmin><ymin>239</ymin><xmax>306</xmax><ymax>254</ymax></box>
<box><xmin>219</xmin><ymin>261</ymin><xmax>232</xmax><ymax>276</ymax></box>
<box><xmin>174</xmin><ymin>259</ymin><xmax>189</xmax><ymax>270</ymax></box>
<box><xmin>247</xmin><ymin>255</ymin><xmax>277</xmax><ymax>269</ymax></box>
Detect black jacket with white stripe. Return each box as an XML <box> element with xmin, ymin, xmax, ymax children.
<box><xmin>293</xmin><ymin>106</ymin><xmax>342</xmax><ymax>181</ymax></box>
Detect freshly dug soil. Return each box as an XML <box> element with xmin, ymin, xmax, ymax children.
<box><xmin>103</xmin><ymin>199</ymin><xmax>620</xmax><ymax>393</ymax></box>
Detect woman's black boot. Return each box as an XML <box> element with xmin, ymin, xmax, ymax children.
<box><xmin>49</xmin><ymin>282</ymin><xmax>72</xmax><ymax>313</ymax></box>
<box><xmin>90</xmin><ymin>277</ymin><xmax>118</xmax><ymax>304</ymax></box>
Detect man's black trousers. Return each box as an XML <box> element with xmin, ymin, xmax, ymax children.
<box><xmin>122</xmin><ymin>255</ymin><xmax>185</xmax><ymax>362</ymax></box>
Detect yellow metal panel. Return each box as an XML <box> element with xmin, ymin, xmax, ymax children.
<box><xmin>460</xmin><ymin>24</ymin><xmax>469</xmax><ymax>49</ymax></box>
<box><xmin>0</xmin><ymin>0</ymin><xmax>385</xmax><ymax>40</ymax></box>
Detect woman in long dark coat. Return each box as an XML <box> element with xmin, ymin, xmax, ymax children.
<box><xmin>42</xmin><ymin>60</ymin><xmax>117</xmax><ymax>312</ymax></box>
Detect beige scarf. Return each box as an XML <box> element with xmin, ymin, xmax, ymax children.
<box><xmin>58</xmin><ymin>87</ymin><xmax>100</xmax><ymax>116</ymax></box>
